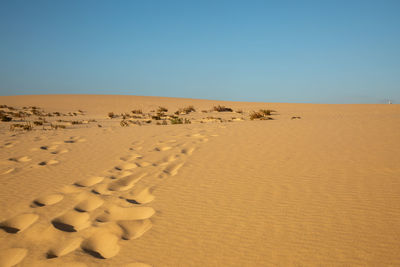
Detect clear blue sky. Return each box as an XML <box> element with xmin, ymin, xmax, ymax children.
<box><xmin>1</xmin><ymin>0</ymin><xmax>399</xmax><ymax>103</ymax></box>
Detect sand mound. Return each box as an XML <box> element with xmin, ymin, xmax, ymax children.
<box><xmin>0</xmin><ymin>248</ymin><xmax>27</xmax><ymax>267</ymax></box>
<box><xmin>108</xmin><ymin>173</ymin><xmax>146</xmax><ymax>192</ymax></box>
<box><xmin>33</xmin><ymin>194</ymin><xmax>64</xmax><ymax>207</ymax></box>
<box><xmin>74</xmin><ymin>176</ymin><xmax>104</xmax><ymax>187</ymax></box>
<box><xmin>0</xmin><ymin>213</ymin><xmax>39</xmax><ymax>233</ymax></box>
<box><xmin>81</xmin><ymin>231</ymin><xmax>120</xmax><ymax>259</ymax></box>
<box><xmin>51</xmin><ymin>211</ymin><xmax>90</xmax><ymax>232</ymax></box>
<box><xmin>118</xmin><ymin>219</ymin><xmax>152</xmax><ymax>240</ymax></box>
<box><xmin>97</xmin><ymin>206</ymin><xmax>155</xmax><ymax>222</ymax></box>
<box><xmin>47</xmin><ymin>237</ymin><xmax>83</xmax><ymax>258</ymax></box>
<box><xmin>126</xmin><ymin>187</ymin><xmax>155</xmax><ymax>204</ymax></box>
<box><xmin>74</xmin><ymin>195</ymin><xmax>104</xmax><ymax>212</ymax></box>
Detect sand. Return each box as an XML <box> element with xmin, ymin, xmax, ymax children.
<box><xmin>0</xmin><ymin>95</ymin><xmax>399</xmax><ymax>266</ymax></box>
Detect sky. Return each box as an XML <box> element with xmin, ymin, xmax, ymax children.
<box><xmin>0</xmin><ymin>0</ymin><xmax>399</xmax><ymax>103</ymax></box>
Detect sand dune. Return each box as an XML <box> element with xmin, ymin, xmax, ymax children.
<box><xmin>0</xmin><ymin>95</ymin><xmax>399</xmax><ymax>266</ymax></box>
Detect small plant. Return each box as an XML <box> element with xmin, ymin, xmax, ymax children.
<box><xmin>249</xmin><ymin>110</ymin><xmax>274</xmax><ymax>120</ymax></box>
<box><xmin>10</xmin><ymin>122</ymin><xmax>33</xmax><ymax>131</ymax></box>
<box><xmin>175</xmin><ymin>105</ymin><xmax>196</xmax><ymax>115</ymax></box>
<box><xmin>33</xmin><ymin>121</ymin><xmax>43</xmax><ymax>126</ymax></box>
<box><xmin>50</xmin><ymin>124</ymin><xmax>66</xmax><ymax>130</ymax></box>
<box><xmin>236</xmin><ymin>109</ymin><xmax>243</xmax><ymax>114</ymax></box>
<box><xmin>1</xmin><ymin>115</ymin><xmax>12</xmax><ymax>122</ymax></box>
<box><xmin>157</xmin><ymin>106</ymin><xmax>168</xmax><ymax>113</ymax></box>
<box><xmin>120</xmin><ymin>120</ymin><xmax>129</xmax><ymax>127</ymax></box>
<box><xmin>170</xmin><ymin>117</ymin><xmax>183</xmax><ymax>124</ymax></box>
<box><xmin>131</xmin><ymin>109</ymin><xmax>143</xmax><ymax>114</ymax></box>
<box><xmin>259</xmin><ymin>109</ymin><xmax>275</xmax><ymax>116</ymax></box>
<box><xmin>213</xmin><ymin>105</ymin><xmax>233</xmax><ymax>112</ymax></box>
<box><xmin>108</xmin><ymin>112</ymin><xmax>116</xmax><ymax>119</ymax></box>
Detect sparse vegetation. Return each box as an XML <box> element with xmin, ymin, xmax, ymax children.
<box><xmin>213</xmin><ymin>105</ymin><xmax>233</xmax><ymax>112</ymax></box>
<box><xmin>259</xmin><ymin>109</ymin><xmax>275</xmax><ymax>116</ymax></box>
<box><xmin>50</xmin><ymin>124</ymin><xmax>66</xmax><ymax>130</ymax></box>
<box><xmin>157</xmin><ymin>106</ymin><xmax>168</xmax><ymax>113</ymax></box>
<box><xmin>120</xmin><ymin>120</ymin><xmax>129</xmax><ymax>127</ymax></box>
<box><xmin>249</xmin><ymin>110</ymin><xmax>274</xmax><ymax>120</ymax></box>
<box><xmin>108</xmin><ymin>112</ymin><xmax>117</xmax><ymax>119</ymax></box>
<box><xmin>10</xmin><ymin>122</ymin><xmax>33</xmax><ymax>131</ymax></box>
<box><xmin>175</xmin><ymin>105</ymin><xmax>196</xmax><ymax>115</ymax></box>
<box><xmin>1</xmin><ymin>115</ymin><xmax>12</xmax><ymax>122</ymax></box>
<box><xmin>131</xmin><ymin>109</ymin><xmax>143</xmax><ymax>114</ymax></box>
<box><xmin>170</xmin><ymin>117</ymin><xmax>183</xmax><ymax>124</ymax></box>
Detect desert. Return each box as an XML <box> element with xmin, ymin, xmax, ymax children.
<box><xmin>0</xmin><ymin>95</ymin><xmax>399</xmax><ymax>266</ymax></box>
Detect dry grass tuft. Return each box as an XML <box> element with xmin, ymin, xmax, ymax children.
<box><xmin>157</xmin><ymin>106</ymin><xmax>168</xmax><ymax>113</ymax></box>
<box><xmin>131</xmin><ymin>109</ymin><xmax>143</xmax><ymax>114</ymax></box>
<box><xmin>213</xmin><ymin>105</ymin><xmax>233</xmax><ymax>112</ymax></box>
<box><xmin>249</xmin><ymin>110</ymin><xmax>274</xmax><ymax>120</ymax></box>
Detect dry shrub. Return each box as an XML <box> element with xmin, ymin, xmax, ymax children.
<box><xmin>1</xmin><ymin>115</ymin><xmax>12</xmax><ymax>122</ymax></box>
<box><xmin>249</xmin><ymin>110</ymin><xmax>274</xmax><ymax>120</ymax></box>
<box><xmin>213</xmin><ymin>105</ymin><xmax>233</xmax><ymax>112</ymax></box>
<box><xmin>108</xmin><ymin>112</ymin><xmax>117</xmax><ymax>119</ymax></box>
<box><xmin>131</xmin><ymin>109</ymin><xmax>143</xmax><ymax>114</ymax></box>
<box><xmin>120</xmin><ymin>120</ymin><xmax>129</xmax><ymax>127</ymax></box>
<box><xmin>157</xmin><ymin>106</ymin><xmax>168</xmax><ymax>113</ymax></box>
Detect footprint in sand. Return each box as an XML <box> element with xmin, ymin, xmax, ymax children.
<box><xmin>74</xmin><ymin>176</ymin><xmax>104</xmax><ymax>187</ymax></box>
<box><xmin>51</xmin><ymin>149</ymin><xmax>69</xmax><ymax>155</ymax></box>
<box><xmin>81</xmin><ymin>230</ymin><xmax>120</xmax><ymax>259</ymax></box>
<box><xmin>118</xmin><ymin>219</ymin><xmax>152</xmax><ymax>240</ymax></box>
<box><xmin>96</xmin><ymin>205</ymin><xmax>155</xmax><ymax>222</ymax></box>
<box><xmin>163</xmin><ymin>162</ymin><xmax>184</xmax><ymax>176</ymax></box>
<box><xmin>108</xmin><ymin>173</ymin><xmax>146</xmax><ymax>192</ymax></box>
<box><xmin>153</xmin><ymin>154</ymin><xmax>179</xmax><ymax>167</ymax></box>
<box><xmin>74</xmin><ymin>195</ymin><xmax>104</xmax><ymax>212</ymax></box>
<box><xmin>109</xmin><ymin>171</ymin><xmax>134</xmax><ymax>179</ymax></box>
<box><xmin>33</xmin><ymin>193</ymin><xmax>64</xmax><ymax>207</ymax></box>
<box><xmin>114</xmin><ymin>162</ymin><xmax>138</xmax><ymax>171</ymax></box>
<box><xmin>64</xmin><ymin>137</ymin><xmax>86</xmax><ymax>144</ymax></box>
<box><xmin>51</xmin><ymin>210</ymin><xmax>90</xmax><ymax>232</ymax></box>
<box><xmin>47</xmin><ymin>237</ymin><xmax>83</xmax><ymax>258</ymax></box>
<box><xmin>120</xmin><ymin>154</ymin><xmax>143</xmax><ymax>161</ymax></box>
<box><xmin>0</xmin><ymin>248</ymin><xmax>28</xmax><ymax>267</ymax></box>
<box><xmin>181</xmin><ymin>147</ymin><xmax>195</xmax><ymax>155</ymax></box>
<box><xmin>38</xmin><ymin>159</ymin><xmax>59</xmax><ymax>166</ymax></box>
<box><xmin>125</xmin><ymin>187</ymin><xmax>155</xmax><ymax>205</ymax></box>
<box><xmin>3</xmin><ymin>142</ymin><xmax>15</xmax><ymax>148</ymax></box>
<box><xmin>92</xmin><ymin>183</ymin><xmax>113</xmax><ymax>196</ymax></box>
<box><xmin>153</xmin><ymin>146</ymin><xmax>172</xmax><ymax>152</ymax></box>
<box><xmin>1</xmin><ymin>167</ymin><xmax>15</xmax><ymax>175</ymax></box>
<box><xmin>40</xmin><ymin>145</ymin><xmax>59</xmax><ymax>151</ymax></box>
<box><xmin>135</xmin><ymin>161</ymin><xmax>151</xmax><ymax>168</ymax></box>
<box><xmin>0</xmin><ymin>213</ymin><xmax>39</xmax><ymax>233</ymax></box>
<box><xmin>9</xmin><ymin>156</ymin><xmax>31</xmax><ymax>163</ymax></box>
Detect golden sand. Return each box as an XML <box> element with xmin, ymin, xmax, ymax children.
<box><xmin>0</xmin><ymin>95</ymin><xmax>399</xmax><ymax>266</ymax></box>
